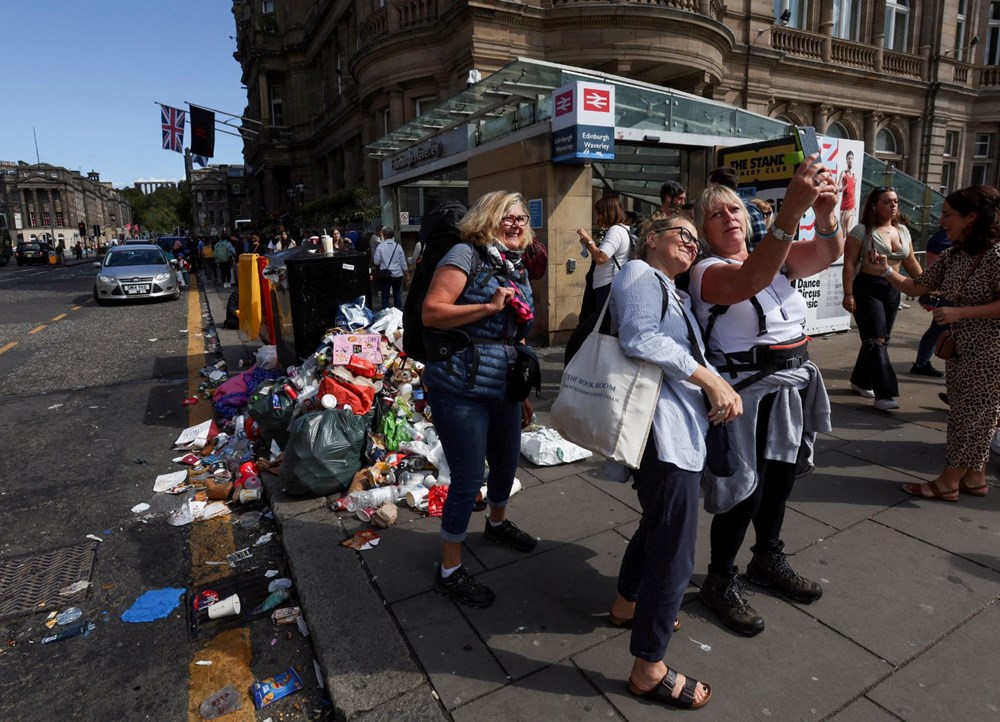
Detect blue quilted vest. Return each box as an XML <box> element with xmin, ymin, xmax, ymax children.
<box><xmin>423</xmin><ymin>244</ymin><xmax>534</xmax><ymax>400</ymax></box>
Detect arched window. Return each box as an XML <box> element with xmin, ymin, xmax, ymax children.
<box><xmin>876</xmin><ymin>128</ymin><xmax>898</xmax><ymax>154</ymax></box>
<box><xmin>884</xmin><ymin>0</ymin><xmax>910</xmax><ymax>52</ymax></box>
<box><xmin>825</xmin><ymin>122</ymin><xmax>849</xmax><ymax>139</ymax></box>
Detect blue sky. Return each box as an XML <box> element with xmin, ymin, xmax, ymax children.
<box><xmin>2</xmin><ymin>1</ymin><xmax>246</xmax><ymax>188</ymax></box>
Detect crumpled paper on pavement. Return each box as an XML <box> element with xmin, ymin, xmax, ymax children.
<box><xmin>520</xmin><ymin>427</ymin><xmax>593</xmax><ymax>466</ymax></box>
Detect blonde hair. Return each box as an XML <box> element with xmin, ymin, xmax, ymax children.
<box><xmin>457</xmin><ymin>190</ymin><xmax>534</xmax><ymax>250</ymax></box>
<box><xmin>697</xmin><ymin>185</ymin><xmax>751</xmax><ymax>250</ymax></box>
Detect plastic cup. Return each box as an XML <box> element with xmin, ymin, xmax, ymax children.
<box><xmin>207</xmin><ymin>594</ymin><xmax>241</xmax><ymax>619</ymax></box>
<box><xmin>356</xmin><ymin>506</ymin><xmax>379</xmax><ymax>522</ymax></box>
<box><xmin>238</xmin><ymin>487</ymin><xmax>261</xmax><ymax>504</ymax></box>
<box><xmin>405</xmin><ymin>487</ymin><xmax>429</xmax><ymax>509</ymax></box>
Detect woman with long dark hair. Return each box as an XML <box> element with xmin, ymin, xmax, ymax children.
<box><xmin>875</xmin><ymin>185</ymin><xmax>1000</xmax><ymax>500</ymax></box>
<box><xmin>841</xmin><ymin>186</ymin><xmax>923</xmax><ymax>410</ymax></box>
<box><xmin>576</xmin><ymin>195</ymin><xmax>632</xmax><ymax>322</ymax></box>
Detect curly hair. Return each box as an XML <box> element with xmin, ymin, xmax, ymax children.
<box><xmin>696</xmin><ymin>185</ymin><xmax>751</xmax><ymax>251</ymax></box>
<box><xmin>456</xmin><ymin>191</ymin><xmax>534</xmax><ymax>250</ymax></box>
<box><xmin>859</xmin><ymin>186</ymin><xmax>900</xmax><ymax>229</ymax></box>
<box><xmin>946</xmin><ymin>184</ymin><xmax>1000</xmax><ymax>255</ymax></box>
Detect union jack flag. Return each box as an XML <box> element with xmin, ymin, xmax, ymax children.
<box><xmin>160</xmin><ymin>104</ymin><xmax>186</xmax><ymax>153</ymax></box>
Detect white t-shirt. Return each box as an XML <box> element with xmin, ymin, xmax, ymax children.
<box><xmin>688</xmin><ymin>257</ymin><xmax>807</xmax><ymax>353</ymax></box>
<box><xmin>593</xmin><ymin>224</ymin><xmax>631</xmax><ymax>289</ymax></box>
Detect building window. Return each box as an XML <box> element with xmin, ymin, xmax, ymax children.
<box><xmin>832</xmin><ymin>0</ymin><xmax>860</xmax><ymax>41</ymax></box>
<box><xmin>975</xmin><ymin>133</ymin><xmax>993</xmax><ymax>157</ymax></box>
<box><xmin>774</xmin><ymin>0</ymin><xmax>808</xmax><ymax>29</ymax></box>
<box><xmin>197</xmin><ymin>192</ymin><xmax>203</xmax><ymax>203</ymax></box>
<box><xmin>261</xmin><ymin>0</ymin><xmax>274</xmax><ymax>13</ymax></box>
<box><xmin>28</xmin><ymin>212</ymin><xmax>36</xmax><ymax>226</ymax></box>
<box><xmin>270</xmin><ymin>84</ymin><xmax>284</xmax><ymax>126</ymax></box>
<box><xmin>56</xmin><ymin>212</ymin><xmax>64</xmax><ymax>226</ymax></box>
<box><xmin>382</xmin><ymin>107</ymin><xmax>391</xmax><ymax>136</ymax></box>
<box><xmin>884</xmin><ymin>0</ymin><xmax>910</xmax><ymax>52</ymax></box>
<box><xmin>940</xmin><ymin>162</ymin><xmax>956</xmax><ymax>195</ymax></box>
<box><xmin>414</xmin><ymin>96</ymin><xmax>436</xmax><ymax>119</ymax></box>
<box><xmin>987</xmin><ymin>2</ymin><xmax>1000</xmax><ymax>64</ymax></box>
<box><xmin>972</xmin><ymin>163</ymin><xmax>991</xmax><ymax>185</ymax></box>
<box><xmin>826</xmin><ymin>122</ymin><xmax>849</xmax><ymax>139</ymax></box>
<box><xmin>954</xmin><ymin>0</ymin><xmax>969</xmax><ymax>60</ymax></box>
<box><xmin>42</xmin><ymin>211</ymin><xmax>51</xmax><ymax>226</ymax></box>
<box><xmin>208</xmin><ymin>211</ymin><xmax>216</xmax><ymax>226</ymax></box>
<box><xmin>876</xmin><ymin>128</ymin><xmax>898</xmax><ymax>154</ymax></box>
<box><xmin>944</xmin><ymin>130</ymin><xmax>960</xmax><ymax>157</ymax></box>
<box><xmin>232</xmin><ymin>183</ymin><xmax>240</xmax><ymax>195</ymax></box>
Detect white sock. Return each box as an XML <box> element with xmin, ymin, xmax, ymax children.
<box><xmin>488</xmin><ymin>518</ymin><xmax>504</xmax><ymax>528</ymax></box>
<box><xmin>440</xmin><ymin>563</ymin><xmax>461</xmax><ymax>579</ymax></box>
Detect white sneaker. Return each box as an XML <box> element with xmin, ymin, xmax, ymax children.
<box><xmin>851</xmin><ymin>383</ymin><xmax>875</xmax><ymax>399</ymax></box>
<box><xmin>874</xmin><ymin>399</ymin><xmax>900</xmax><ymax>410</ymax></box>
<box><xmin>223</xmin><ymin>282</ymin><xmax>231</xmax><ymax>288</ymax></box>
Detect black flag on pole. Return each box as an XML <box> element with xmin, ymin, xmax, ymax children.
<box><xmin>190</xmin><ymin>105</ymin><xmax>216</xmax><ymax>158</ymax></box>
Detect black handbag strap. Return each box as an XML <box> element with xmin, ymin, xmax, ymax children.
<box><xmin>657</xmin><ymin>275</ymin><xmax>713</xmax><ymax>412</ymax></box>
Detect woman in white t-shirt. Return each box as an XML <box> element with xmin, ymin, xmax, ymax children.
<box><xmin>576</xmin><ymin>196</ymin><xmax>632</xmax><ymax>321</ymax></box>
<box><xmin>688</xmin><ymin>157</ymin><xmax>843</xmax><ymax>638</ymax></box>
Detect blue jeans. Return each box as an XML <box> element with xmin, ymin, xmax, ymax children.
<box><xmin>617</xmin><ymin>436</ymin><xmax>701</xmax><ymax>662</ymax></box>
<box><xmin>915</xmin><ymin>318</ymin><xmax>950</xmax><ymax>367</ymax></box>
<box><xmin>424</xmin><ymin>384</ymin><xmax>522</xmax><ymax>543</ymax></box>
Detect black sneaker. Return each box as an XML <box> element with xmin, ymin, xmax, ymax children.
<box><xmin>435</xmin><ymin>565</ymin><xmax>495</xmax><ymax>608</ymax></box>
<box><xmin>483</xmin><ymin>519</ymin><xmax>538</xmax><ymax>552</ymax></box>
<box><xmin>910</xmin><ymin>363</ymin><xmax>944</xmax><ymax>378</ymax></box>
<box><xmin>746</xmin><ymin>548</ymin><xmax>823</xmax><ymax>604</ymax></box>
<box><xmin>699</xmin><ymin>569</ymin><xmax>764</xmax><ymax>636</ymax></box>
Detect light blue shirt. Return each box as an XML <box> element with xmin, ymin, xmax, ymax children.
<box><xmin>609</xmin><ymin>260</ymin><xmax>712</xmax><ymax>472</ymax></box>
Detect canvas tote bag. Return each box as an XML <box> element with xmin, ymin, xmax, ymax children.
<box><xmin>550</xmin><ymin>290</ymin><xmax>662</xmax><ymax>468</ymax></box>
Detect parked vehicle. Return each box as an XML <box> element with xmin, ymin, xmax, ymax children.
<box><xmin>93</xmin><ymin>244</ymin><xmax>180</xmax><ymax>305</ymax></box>
<box><xmin>15</xmin><ymin>241</ymin><xmax>53</xmax><ymax>266</ymax></box>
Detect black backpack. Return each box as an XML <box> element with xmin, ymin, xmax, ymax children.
<box><xmin>402</xmin><ymin>201</ymin><xmax>469</xmax><ymax>362</ymax></box>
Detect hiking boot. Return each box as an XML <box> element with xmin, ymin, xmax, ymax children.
<box><xmin>434</xmin><ymin>565</ymin><xmax>495</xmax><ymax>608</ymax></box>
<box><xmin>699</xmin><ymin>569</ymin><xmax>764</xmax><ymax>636</ymax></box>
<box><xmin>746</xmin><ymin>547</ymin><xmax>823</xmax><ymax>604</ymax></box>
<box><xmin>483</xmin><ymin>519</ymin><xmax>538</xmax><ymax>552</ymax></box>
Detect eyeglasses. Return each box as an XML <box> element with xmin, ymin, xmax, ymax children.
<box><xmin>501</xmin><ymin>215</ymin><xmax>529</xmax><ymax>226</ymax></box>
<box><xmin>762</xmin><ymin>211</ymin><xmax>773</xmax><ymax>219</ymax></box>
<box><xmin>653</xmin><ymin>226</ymin><xmax>698</xmax><ymax>247</ymax></box>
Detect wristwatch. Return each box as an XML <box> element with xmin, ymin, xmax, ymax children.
<box><xmin>770</xmin><ymin>226</ymin><xmax>795</xmax><ymax>242</ymax></box>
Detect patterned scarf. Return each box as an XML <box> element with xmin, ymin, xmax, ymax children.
<box><xmin>486</xmin><ymin>240</ymin><xmax>524</xmax><ymax>277</ymax></box>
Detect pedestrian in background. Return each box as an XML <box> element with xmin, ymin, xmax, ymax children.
<box><xmin>200</xmin><ymin>238</ymin><xmax>217</xmax><ymax>284</ymax></box>
<box><xmin>910</xmin><ymin>225</ymin><xmax>950</xmax><ymax>378</ymax></box>
<box><xmin>214</xmin><ymin>235</ymin><xmax>236</xmax><ymax>288</ymax></box>
<box><xmin>371</xmin><ymin>228</ymin><xmax>407</xmax><ymax>309</ymax></box>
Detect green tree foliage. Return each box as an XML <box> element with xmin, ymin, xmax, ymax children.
<box><xmin>121</xmin><ymin>185</ymin><xmax>183</xmax><ymax>233</ymax></box>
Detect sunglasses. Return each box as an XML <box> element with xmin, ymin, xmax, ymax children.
<box><xmin>762</xmin><ymin>211</ymin><xmax>773</xmax><ymax>218</ymax></box>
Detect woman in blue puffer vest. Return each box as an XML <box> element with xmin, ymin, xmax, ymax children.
<box><xmin>422</xmin><ymin>190</ymin><xmax>538</xmax><ymax>608</ymax></box>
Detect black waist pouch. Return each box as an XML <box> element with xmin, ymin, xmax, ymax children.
<box><xmin>506</xmin><ymin>344</ymin><xmax>541</xmax><ymax>401</ymax></box>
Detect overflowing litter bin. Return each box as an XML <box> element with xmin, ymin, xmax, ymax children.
<box><xmin>268</xmin><ymin>247</ymin><xmax>371</xmax><ymax>368</ymax></box>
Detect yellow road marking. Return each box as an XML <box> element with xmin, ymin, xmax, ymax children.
<box><xmin>0</xmin><ymin>342</ymin><xmax>16</xmax><ymax>355</ymax></box>
<box><xmin>28</xmin><ymin>325</ymin><xmax>47</xmax><ymax>335</ymax></box>
<box><xmin>185</xmin><ymin>275</ymin><xmax>255</xmax><ymax>721</ymax></box>
<box><xmin>71</xmin><ymin>306</ymin><xmax>82</xmax><ymax>311</ymax></box>
<box><xmin>51</xmin><ymin>313</ymin><xmax>67</xmax><ymax>322</ymax></box>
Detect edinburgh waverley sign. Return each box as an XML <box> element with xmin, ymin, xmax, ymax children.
<box><xmin>392</xmin><ymin>142</ymin><xmax>443</xmax><ymax>170</ymax></box>
<box><xmin>551</xmin><ymin>81</ymin><xmax>616</xmax><ymax>164</ymax></box>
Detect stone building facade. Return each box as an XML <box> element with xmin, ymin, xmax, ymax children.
<box><xmin>0</xmin><ymin>162</ymin><xmax>133</xmax><ymax>250</ymax></box>
<box><xmin>232</xmin><ymin>0</ymin><xmax>1000</xmax><ymax>221</ymax></box>
<box><xmin>189</xmin><ymin>163</ymin><xmax>249</xmax><ymax>237</ymax></box>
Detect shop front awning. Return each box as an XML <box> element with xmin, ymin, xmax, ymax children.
<box><xmin>367</xmin><ymin>57</ymin><xmax>790</xmax><ymax>160</ymax></box>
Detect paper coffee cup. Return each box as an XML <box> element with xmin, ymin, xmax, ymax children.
<box><xmin>356</xmin><ymin>506</ymin><xmax>379</xmax><ymax>522</ymax></box>
<box><xmin>321</xmin><ymin>235</ymin><xmax>334</xmax><ymax>253</ymax></box>
<box><xmin>207</xmin><ymin>594</ymin><xmax>241</xmax><ymax>619</ymax></box>
<box><xmin>238</xmin><ymin>487</ymin><xmax>262</xmax><ymax>504</ymax></box>
<box><xmin>405</xmin><ymin>487</ymin><xmax>429</xmax><ymax>509</ymax></box>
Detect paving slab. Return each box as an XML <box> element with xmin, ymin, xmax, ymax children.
<box><xmin>829</xmin><ymin>696</ymin><xmax>909</xmax><ymax>721</ymax></box>
<box><xmin>350</xmin><ymin>684</ymin><xmax>448</xmax><ymax>722</ymax></box>
<box><xmin>450</xmin><ymin>662</ymin><xmax>621</xmax><ymax>722</ymax></box>
<box><xmin>574</xmin><ymin>587</ymin><xmax>889</xmax><ymax>722</ymax></box>
<box><xmin>866</xmin><ymin>602</ymin><xmax>1000</xmax><ymax>721</ymax></box>
<box><xmin>833</xmin><ymin>421</ymin><xmax>948</xmax><ymax>482</ymax></box>
<box><xmin>461</xmin><ymin>530</ymin><xmax>628</xmax><ymax>681</ymax></box>
<box><xmin>787</xmin><ymin>449</ymin><xmax>918</xmax><ymax>531</ymax></box>
<box><xmin>469</xmin><ymin>475</ymin><xmax>639</xmax><ymax>571</ymax></box>
<box><xmin>874</xmin><ymin>489</ymin><xmax>1000</xmax><ymax>575</ymax></box>
<box><xmin>782</xmin><ymin>520</ymin><xmax>1000</xmax><ymax>666</ymax></box>
<box><xmin>393</xmin><ymin>591</ymin><xmax>509</xmax><ymax>710</ymax></box>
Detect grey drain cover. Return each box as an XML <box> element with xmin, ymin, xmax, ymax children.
<box><xmin>0</xmin><ymin>541</ymin><xmax>98</xmax><ymax>621</ymax></box>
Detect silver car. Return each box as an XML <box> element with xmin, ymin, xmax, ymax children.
<box><xmin>93</xmin><ymin>244</ymin><xmax>180</xmax><ymax>305</ymax></box>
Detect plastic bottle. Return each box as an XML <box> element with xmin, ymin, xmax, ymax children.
<box><xmin>344</xmin><ymin>486</ymin><xmax>400</xmax><ymax>512</ymax></box>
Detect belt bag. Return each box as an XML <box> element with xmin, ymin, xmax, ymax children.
<box><xmin>422</xmin><ymin>328</ymin><xmax>470</xmax><ymax>362</ymax></box>
<box><xmin>506</xmin><ymin>344</ymin><xmax>541</xmax><ymax>402</ymax></box>
<box><xmin>934</xmin><ymin>331</ymin><xmax>956</xmax><ymax>360</ymax></box>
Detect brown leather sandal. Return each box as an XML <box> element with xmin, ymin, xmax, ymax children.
<box><xmin>627</xmin><ymin>667</ymin><xmax>711</xmax><ymax>709</ymax></box>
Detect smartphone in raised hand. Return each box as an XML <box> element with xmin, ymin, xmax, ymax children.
<box><xmin>795</xmin><ymin>126</ymin><xmax>821</xmax><ymax>164</ymax></box>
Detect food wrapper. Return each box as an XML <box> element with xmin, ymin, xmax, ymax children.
<box><xmin>271</xmin><ymin>607</ymin><xmax>302</xmax><ymax>626</ymax></box>
<box><xmin>332</xmin><ymin>334</ymin><xmax>382</xmax><ymax>365</ymax></box>
<box><xmin>340</xmin><ymin>529</ymin><xmax>380</xmax><ymax>550</ymax></box>
<box><xmin>251</xmin><ymin>667</ymin><xmax>303</xmax><ymax>709</ymax></box>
